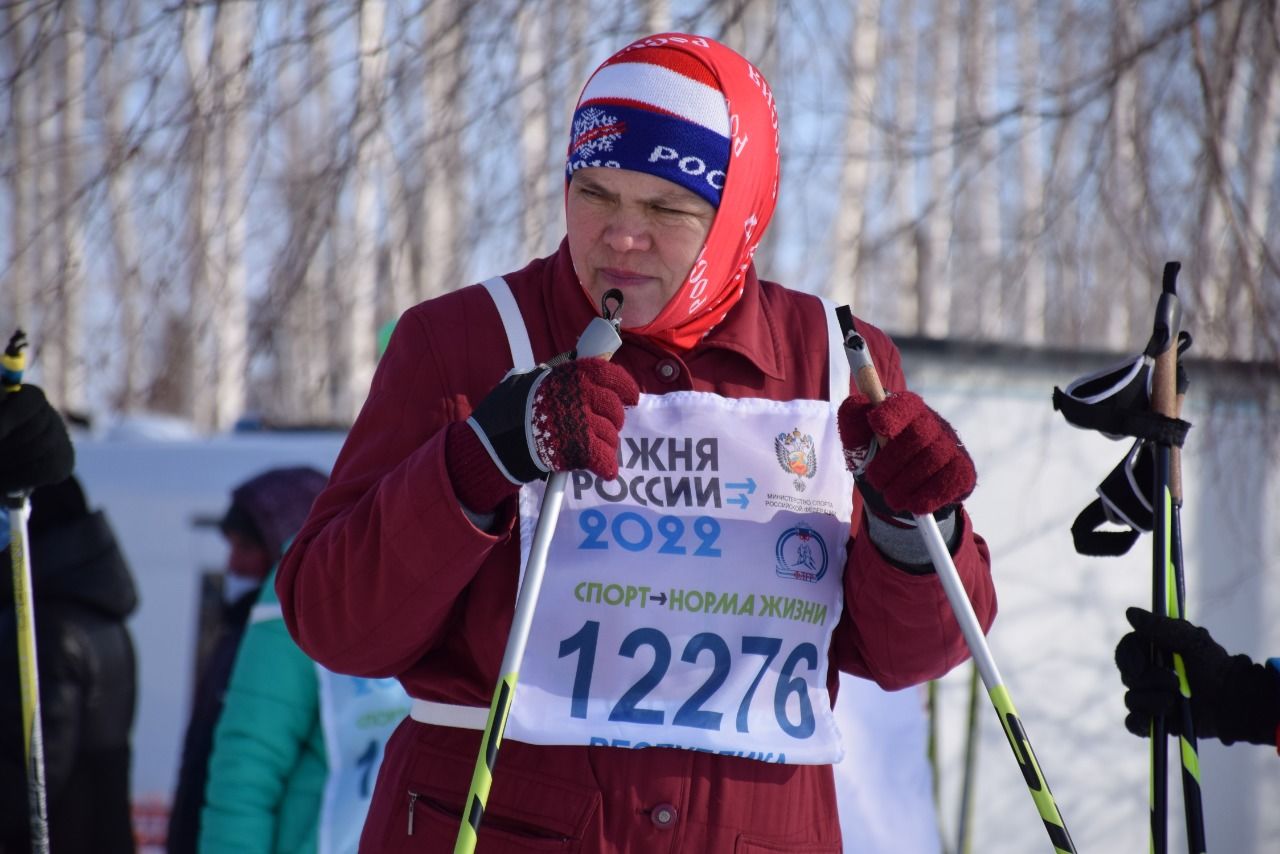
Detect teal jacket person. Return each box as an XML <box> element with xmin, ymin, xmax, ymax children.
<box><xmin>199</xmin><ymin>566</ymin><xmax>410</xmax><ymax>854</ymax></box>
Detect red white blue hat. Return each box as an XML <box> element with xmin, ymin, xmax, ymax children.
<box><xmin>567</xmin><ymin>43</ymin><xmax>732</xmax><ymax>207</ymax></box>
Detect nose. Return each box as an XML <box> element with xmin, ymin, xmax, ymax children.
<box><xmin>602</xmin><ymin>208</ymin><xmax>652</xmax><ymax>253</ymax></box>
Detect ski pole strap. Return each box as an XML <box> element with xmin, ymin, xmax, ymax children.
<box><xmin>1052</xmin><ymin>389</ymin><xmax>1189</xmax><ymax>446</ymax></box>
<box><xmin>1070</xmin><ymin>439</ymin><xmax>1155</xmax><ymax>556</ymax></box>
<box><xmin>1052</xmin><ymin>332</ymin><xmax>1192</xmax><ymax>446</ymax></box>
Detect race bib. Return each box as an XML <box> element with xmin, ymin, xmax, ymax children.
<box><xmin>506</xmin><ymin>391</ymin><xmax>854</xmax><ymax>764</ymax></box>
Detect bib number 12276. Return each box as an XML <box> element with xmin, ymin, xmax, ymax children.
<box><xmin>557</xmin><ymin>620</ymin><xmax>818</xmax><ymax>739</ymax></box>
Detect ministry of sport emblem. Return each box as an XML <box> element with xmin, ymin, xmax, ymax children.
<box><xmin>570</xmin><ymin>107</ymin><xmax>625</xmax><ymax>162</ymax></box>
<box><xmin>775</xmin><ymin>526</ymin><xmax>828</xmax><ymax>583</ymax></box>
<box><xmin>775</xmin><ymin>427</ymin><xmax>817</xmax><ymax>492</ymax></box>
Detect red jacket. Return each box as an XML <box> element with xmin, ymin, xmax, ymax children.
<box><xmin>277</xmin><ymin>241</ymin><xmax>996</xmax><ymax>852</ymax></box>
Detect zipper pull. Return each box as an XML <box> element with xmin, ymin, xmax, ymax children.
<box><xmin>407</xmin><ymin>791</ymin><xmax>419</xmax><ymax>836</ymax></box>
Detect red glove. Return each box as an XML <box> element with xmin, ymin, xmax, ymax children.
<box><xmin>837</xmin><ymin>391</ymin><xmax>975</xmax><ymax>516</ymax></box>
<box><xmin>449</xmin><ymin>359</ymin><xmax>639</xmax><ymax>513</ymax></box>
<box><xmin>530</xmin><ymin>359</ymin><xmax>638</xmax><ymax>476</ymax></box>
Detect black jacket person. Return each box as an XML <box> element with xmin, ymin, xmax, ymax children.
<box><xmin>1</xmin><ymin>475</ymin><xmax>140</xmax><ymax>853</ymax></box>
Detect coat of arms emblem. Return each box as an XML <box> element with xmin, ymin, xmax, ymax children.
<box><xmin>775</xmin><ymin>428</ymin><xmax>817</xmax><ymax>492</ymax></box>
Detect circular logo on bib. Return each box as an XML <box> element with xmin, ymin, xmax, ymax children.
<box><xmin>775</xmin><ymin>525</ymin><xmax>828</xmax><ymax>582</ymax></box>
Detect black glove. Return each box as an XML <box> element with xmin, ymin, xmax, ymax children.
<box><xmin>449</xmin><ymin>360</ymin><xmax>640</xmax><ymax>513</ymax></box>
<box><xmin>1115</xmin><ymin>606</ymin><xmax>1280</xmax><ymax>745</ymax></box>
<box><xmin>0</xmin><ymin>384</ymin><xmax>74</xmax><ymax>494</ymax></box>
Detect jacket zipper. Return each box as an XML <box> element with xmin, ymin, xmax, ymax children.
<box><xmin>407</xmin><ymin>791</ymin><xmax>419</xmax><ymax>836</ymax></box>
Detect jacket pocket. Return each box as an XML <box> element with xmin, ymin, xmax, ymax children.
<box><xmin>405</xmin><ymin>790</ymin><xmax>579</xmax><ymax>851</ymax></box>
<box><xmin>375</xmin><ymin>734</ymin><xmax>599</xmax><ymax>851</ymax></box>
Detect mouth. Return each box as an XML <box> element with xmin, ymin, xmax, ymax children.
<box><xmin>598</xmin><ymin>268</ymin><xmax>654</xmax><ymax>287</ymax></box>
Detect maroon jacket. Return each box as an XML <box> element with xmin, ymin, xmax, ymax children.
<box><xmin>277</xmin><ymin>241</ymin><xmax>995</xmax><ymax>852</ymax></box>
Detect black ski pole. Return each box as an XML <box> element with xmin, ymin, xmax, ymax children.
<box><xmin>1147</xmin><ymin>263</ymin><xmax>1206</xmax><ymax>854</ymax></box>
<box><xmin>3</xmin><ymin>330</ymin><xmax>51</xmax><ymax>854</ymax></box>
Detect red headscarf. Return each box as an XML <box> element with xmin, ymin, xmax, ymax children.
<box><xmin>567</xmin><ymin>33</ymin><xmax>781</xmax><ymax>350</ymax></box>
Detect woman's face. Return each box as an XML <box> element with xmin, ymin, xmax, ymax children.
<box><xmin>566</xmin><ymin>167</ymin><xmax>716</xmax><ymax>328</ymax></box>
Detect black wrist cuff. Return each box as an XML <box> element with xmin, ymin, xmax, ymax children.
<box><xmin>469</xmin><ymin>366</ymin><xmax>550</xmax><ymax>484</ymax></box>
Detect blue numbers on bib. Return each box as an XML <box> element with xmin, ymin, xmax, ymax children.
<box><xmin>556</xmin><ymin>620</ymin><xmax>817</xmax><ymax>740</ymax></box>
<box><xmin>578</xmin><ymin>509</ymin><xmax>722</xmax><ymax>557</ymax></box>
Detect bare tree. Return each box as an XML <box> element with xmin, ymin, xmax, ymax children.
<box><xmin>336</xmin><ymin>0</ymin><xmax>387</xmax><ymax>423</ymax></box>
<box><xmin>2</xmin><ymin>0</ymin><xmax>1274</xmax><ymax>432</ymax></box>
<box><xmin>828</xmin><ymin>0</ymin><xmax>882</xmax><ymax>308</ymax></box>
<box><xmin>919</xmin><ymin>0</ymin><xmax>958</xmax><ymax>338</ymax></box>
<box><xmin>1012</xmin><ymin>0</ymin><xmax>1047</xmax><ymax>345</ymax></box>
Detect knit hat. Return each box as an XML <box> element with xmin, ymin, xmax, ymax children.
<box><xmin>565</xmin><ymin>34</ymin><xmax>782</xmax><ymax>351</ymax></box>
<box><xmin>221</xmin><ymin>466</ymin><xmax>328</xmax><ymax>560</ymax></box>
<box><xmin>567</xmin><ymin>41</ymin><xmax>731</xmax><ymax>208</ymax></box>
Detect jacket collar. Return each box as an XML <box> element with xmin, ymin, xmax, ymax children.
<box><xmin>542</xmin><ymin>239</ymin><xmax>785</xmax><ymax>380</ymax></box>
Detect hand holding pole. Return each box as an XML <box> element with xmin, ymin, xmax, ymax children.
<box><xmin>454</xmin><ymin>292</ymin><xmax>624</xmax><ymax>854</ymax></box>
<box><xmin>4</xmin><ymin>330</ymin><xmax>51</xmax><ymax>854</ymax></box>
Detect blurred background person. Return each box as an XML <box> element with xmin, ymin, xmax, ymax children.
<box><xmin>199</xmin><ymin>559</ymin><xmax>410</xmax><ymax>854</ymax></box>
<box><xmin>167</xmin><ymin>466</ymin><xmax>328</xmax><ymax>854</ymax></box>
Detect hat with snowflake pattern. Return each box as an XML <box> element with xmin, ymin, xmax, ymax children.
<box><xmin>566</xmin><ymin>38</ymin><xmax>731</xmax><ymax>207</ymax></box>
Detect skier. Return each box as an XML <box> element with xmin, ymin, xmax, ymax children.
<box><xmin>1</xmin><ymin>474</ymin><xmax>140</xmax><ymax>854</ymax></box>
<box><xmin>277</xmin><ymin>32</ymin><xmax>996</xmax><ymax>850</ymax></box>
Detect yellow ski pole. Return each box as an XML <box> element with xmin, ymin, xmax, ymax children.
<box><xmin>4</xmin><ymin>330</ymin><xmax>51</xmax><ymax>854</ymax></box>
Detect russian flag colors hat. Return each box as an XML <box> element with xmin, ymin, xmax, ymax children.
<box><xmin>567</xmin><ymin>42</ymin><xmax>731</xmax><ymax>207</ymax></box>
<box><xmin>566</xmin><ymin>34</ymin><xmax>781</xmax><ymax>351</ymax></box>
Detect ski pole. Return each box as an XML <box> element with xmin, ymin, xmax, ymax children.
<box><xmin>454</xmin><ymin>291</ymin><xmax>624</xmax><ymax>854</ymax></box>
<box><xmin>4</xmin><ymin>330</ymin><xmax>51</xmax><ymax>854</ymax></box>
<box><xmin>1145</xmin><ymin>263</ymin><xmax>1205</xmax><ymax>854</ymax></box>
<box><xmin>834</xmin><ymin>306</ymin><xmax>1076</xmax><ymax>854</ymax></box>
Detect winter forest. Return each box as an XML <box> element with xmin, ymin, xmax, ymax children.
<box><xmin>1</xmin><ymin>0</ymin><xmax>1277</xmax><ymax>432</ymax></box>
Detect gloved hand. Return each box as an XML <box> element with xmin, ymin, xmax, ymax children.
<box><xmin>837</xmin><ymin>390</ymin><xmax>975</xmax><ymax>516</ymax></box>
<box><xmin>1115</xmin><ymin>607</ymin><xmax>1280</xmax><ymax>745</ymax></box>
<box><xmin>0</xmin><ymin>384</ymin><xmax>74</xmax><ymax>495</ymax></box>
<box><xmin>447</xmin><ymin>359</ymin><xmax>639</xmax><ymax>513</ymax></box>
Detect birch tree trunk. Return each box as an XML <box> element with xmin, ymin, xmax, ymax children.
<box><xmin>644</xmin><ymin>0</ymin><xmax>670</xmax><ymax>33</ymax></box>
<box><xmin>1014</xmin><ymin>0</ymin><xmax>1047</xmax><ymax>345</ymax></box>
<box><xmin>517</xmin><ymin>0</ymin><xmax>554</xmax><ymax>260</ymax></box>
<box><xmin>420</xmin><ymin>0</ymin><xmax>467</xmax><ymax>300</ymax></box>
<box><xmin>53</xmin><ymin>1</ymin><xmax>87</xmax><ymax>412</ymax></box>
<box><xmin>829</xmin><ymin>0</ymin><xmax>882</xmax><ymax>308</ymax></box>
<box><xmin>210</xmin><ymin>0</ymin><xmax>253</xmax><ymax>430</ymax></box>
<box><xmin>337</xmin><ymin>0</ymin><xmax>387</xmax><ymax>423</ymax></box>
<box><xmin>722</xmin><ymin>0</ymin><xmax>782</xmax><ymax>274</ymax></box>
<box><xmin>951</xmin><ymin>0</ymin><xmax>999</xmax><ymax>339</ymax></box>
<box><xmin>1190</xmin><ymin>0</ymin><xmax>1245</xmax><ymax>356</ymax></box>
<box><xmin>2</xmin><ymin>2</ymin><xmax>35</xmax><ymax>334</ymax></box>
<box><xmin>34</xmin><ymin>9</ymin><xmax>60</xmax><ymax>397</ymax></box>
<box><xmin>1045</xmin><ymin>0</ymin><xmax>1081</xmax><ymax>345</ymax></box>
<box><xmin>101</xmin><ymin>0</ymin><xmax>146</xmax><ymax>412</ymax></box>
<box><xmin>181</xmin><ymin>0</ymin><xmax>216</xmax><ymax>425</ymax></box>
<box><xmin>890</xmin><ymin>0</ymin><xmax>919</xmax><ymax>332</ymax></box>
<box><xmin>1235</xmin><ymin>11</ymin><xmax>1280</xmax><ymax>359</ymax></box>
<box><xmin>919</xmin><ymin>0</ymin><xmax>956</xmax><ymax>337</ymax></box>
<box><xmin>267</xmin><ymin>0</ymin><xmax>334</xmax><ymax>425</ymax></box>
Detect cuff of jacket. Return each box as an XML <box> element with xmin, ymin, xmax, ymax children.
<box><xmin>862</xmin><ymin>506</ymin><xmax>962</xmax><ymax>574</ymax></box>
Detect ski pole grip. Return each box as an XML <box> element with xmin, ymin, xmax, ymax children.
<box><xmin>835</xmin><ymin>306</ymin><xmax>890</xmax><ymax>445</ymax></box>
<box><xmin>555</xmin><ymin>289</ymin><xmax>622</xmax><ymax>363</ymax></box>
<box><xmin>1148</xmin><ymin>266</ymin><xmax>1181</xmax><ymax>420</ymax></box>
<box><xmin>1149</xmin><ymin>264</ymin><xmax>1183</xmax><ymax>496</ymax></box>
